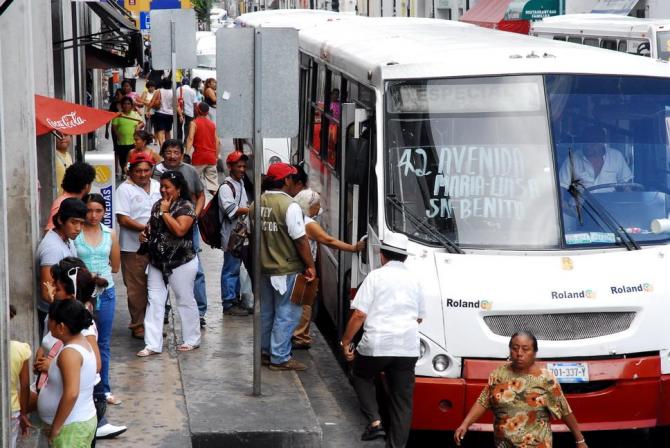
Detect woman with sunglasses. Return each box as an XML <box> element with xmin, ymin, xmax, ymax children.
<box><xmin>75</xmin><ymin>194</ymin><xmax>122</xmax><ymax>406</ymax></box>
<box><xmin>137</xmin><ymin>170</ymin><xmax>201</xmax><ymax>357</ymax></box>
<box><xmin>34</xmin><ymin>258</ymin><xmax>127</xmax><ymax>442</ymax></box>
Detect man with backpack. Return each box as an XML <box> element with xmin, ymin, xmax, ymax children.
<box><xmin>218</xmin><ymin>151</ymin><xmax>251</xmax><ymax>316</ymax></box>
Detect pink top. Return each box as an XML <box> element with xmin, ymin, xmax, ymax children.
<box><xmin>44</xmin><ymin>192</ymin><xmax>77</xmax><ymax>231</ymax></box>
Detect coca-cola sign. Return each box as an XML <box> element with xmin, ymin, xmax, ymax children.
<box><xmin>46</xmin><ymin>112</ymin><xmax>87</xmax><ymax>130</ymax></box>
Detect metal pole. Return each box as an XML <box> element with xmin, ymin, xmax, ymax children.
<box><xmin>170</xmin><ymin>20</ymin><xmax>179</xmax><ymax>141</ymax></box>
<box><xmin>252</xmin><ymin>28</ymin><xmax>263</xmax><ymax>397</ymax></box>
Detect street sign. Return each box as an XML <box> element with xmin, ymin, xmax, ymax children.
<box><xmin>217</xmin><ymin>27</ymin><xmax>254</xmax><ymax>139</ymax></box>
<box><xmin>216</xmin><ymin>27</ymin><xmax>299</xmax><ymax>139</ymax></box>
<box><xmin>140</xmin><ymin>11</ymin><xmax>150</xmax><ymax>31</ymax></box>
<box><xmin>215</xmin><ymin>26</ymin><xmax>299</xmax><ymax>397</ymax></box>
<box><xmin>150</xmin><ymin>9</ymin><xmax>197</xmax><ymax>70</ymax></box>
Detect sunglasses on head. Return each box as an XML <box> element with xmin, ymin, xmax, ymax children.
<box><xmin>67</xmin><ymin>267</ymin><xmax>80</xmax><ymax>300</ymax></box>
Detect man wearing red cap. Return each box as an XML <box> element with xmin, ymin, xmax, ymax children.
<box><xmin>116</xmin><ymin>152</ymin><xmax>161</xmax><ymax>339</ymax></box>
<box><xmin>253</xmin><ymin>162</ymin><xmax>316</xmax><ymax>371</ymax></box>
<box><xmin>219</xmin><ymin>150</ymin><xmax>251</xmax><ymax>316</ymax></box>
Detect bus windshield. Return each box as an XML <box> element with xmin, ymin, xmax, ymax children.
<box><xmin>385</xmin><ymin>76</ymin><xmax>561</xmax><ymax>249</ymax></box>
<box><xmin>386</xmin><ymin>74</ymin><xmax>670</xmax><ymax>249</ymax></box>
<box><xmin>547</xmin><ymin>74</ymin><xmax>670</xmax><ymax>247</ymax></box>
<box><xmin>658</xmin><ymin>31</ymin><xmax>670</xmax><ymax>61</ymax></box>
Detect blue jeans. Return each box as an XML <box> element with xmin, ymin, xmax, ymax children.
<box><xmin>260</xmin><ymin>274</ymin><xmax>301</xmax><ymax>364</ymax></box>
<box><xmin>221</xmin><ymin>251</ymin><xmax>241</xmax><ymax>309</ymax></box>
<box><xmin>94</xmin><ymin>287</ymin><xmax>115</xmax><ymax>396</ymax></box>
<box><xmin>192</xmin><ymin>225</ymin><xmax>207</xmax><ymax>317</ymax></box>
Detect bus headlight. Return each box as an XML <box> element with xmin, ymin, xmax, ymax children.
<box><xmin>433</xmin><ymin>354</ymin><xmax>449</xmax><ymax>372</ymax></box>
<box><xmin>420</xmin><ymin>340</ymin><xmax>427</xmax><ymax>359</ymax></box>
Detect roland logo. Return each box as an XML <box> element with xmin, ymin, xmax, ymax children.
<box><xmin>610</xmin><ymin>283</ymin><xmax>653</xmax><ymax>294</ymax></box>
<box><xmin>551</xmin><ymin>289</ymin><xmax>596</xmax><ymax>299</ymax></box>
<box><xmin>445</xmin><ymin>298</ymin><xmax>493</xmax><ymax>310</ymax></box>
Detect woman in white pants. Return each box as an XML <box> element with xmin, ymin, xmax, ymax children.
<box><xmin>137</xmin><ymin>170</ymin><xmax>201</xmax><ymax>356</ymax></box>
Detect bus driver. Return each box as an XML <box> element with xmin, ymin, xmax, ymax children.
<box><xmin>558</xmin><ymin>126</ymin><xmax>632</xmax><ymax>191</ymax></box>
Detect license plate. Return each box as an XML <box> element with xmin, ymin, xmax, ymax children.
<box><xmin>546</xmin><ymin>362</ymin><xmax>589</xmax><ymax>383</ymax></box>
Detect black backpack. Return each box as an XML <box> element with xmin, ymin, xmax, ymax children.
<box><xmin>197</xmin><ymin>181</ymin><xmax>236</xmax><ymax>249</ymax></box>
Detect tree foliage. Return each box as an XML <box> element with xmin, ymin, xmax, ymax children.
<box><xmin>191</xmin><ymin>0</ymin><xmax>214</xmax><ymax>29</ymax></box>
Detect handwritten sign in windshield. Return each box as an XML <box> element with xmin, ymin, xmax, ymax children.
<box><xmin>396</xmin><ymin>146</ymin><xmax>543</xmax><ymax>221</ymax></box>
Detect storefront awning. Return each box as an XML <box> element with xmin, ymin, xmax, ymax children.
<box><xmin>53</xmin><ymin>1</ymin><xmax>142</xmax><ymax>68</ymax></box>
<box><xmin>591</xmin><ymin>0</ymin><xmax>639</xmax><ymax>15</ymax></box>
<box><xmin>461</xmin><ymin>0</ymin><xmax>560</xmax><ymax>34</ymax></box>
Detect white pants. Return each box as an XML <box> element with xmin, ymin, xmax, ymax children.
<box><xmin>10</xmin><ymin>411</ymin><xmax>19</xmax><ymax>448</ymax></box>
<box><xmin>145</xmin><ymin>258</ymin><xmax>201</xmax><ymax>352</ymax></box>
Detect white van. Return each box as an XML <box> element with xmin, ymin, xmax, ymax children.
<box><xmin>531</xmin><ymin>14</ymin><xmax>670</xmax><ymax>61</ymax></box>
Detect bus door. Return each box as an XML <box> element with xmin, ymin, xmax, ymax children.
<box><xmin>338</xmin><ymin>102</ymin><xmax>377</xmax><ymax>336</ymax></box>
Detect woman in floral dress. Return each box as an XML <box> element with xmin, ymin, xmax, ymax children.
<box><xmin>455</xmin><ymin>331</ymin><xmax>588</xmax><ymax>448</ymax></box>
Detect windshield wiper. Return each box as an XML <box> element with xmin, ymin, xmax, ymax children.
<box><xmin>386</xmin><ymin>195</ymin><xmax>464</xmax><ymax>254</ymax></box>
<box><xmin>567</xmin><ymin>148</ymin><xmax>640</xmax><ymax>251</ymax></box>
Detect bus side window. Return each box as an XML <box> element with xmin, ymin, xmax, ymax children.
<box><xmin>567</xmin><ymin>36</ymin><xmax>582</xmax><ymax>44</ymax></box>
<box><xmin>601</xmin><ymin>39</ymin><xmax>617</xmax><ymax>50</ymax></box>
<box><xmin>553</xmin><ymin>36</ymin><xmax>567</xmax><ymax>41</ymax></box>
<box><xmin>309</xmin><ymin>65</ymin><xmax>326</xmax><ymax>154</ymax></box>
<box><xmin>618</xmin><ymin>40</ymin><xmax>628</xmax><ymax>52</ymax></box>
<box><xmin>325</xmin><ymin>72</ymin><xmax>343</xmax><ymax>169</ymax></box>
<box><xmin>584</xmin><ymin>38</ymin><xmax>599</xmax><ymax>47</ymax></box>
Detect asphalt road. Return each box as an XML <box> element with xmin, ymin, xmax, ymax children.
<box><xmin>407</xmin><ymin>427</ymin><xmax>670</xmax><ymax>447</ymax></box>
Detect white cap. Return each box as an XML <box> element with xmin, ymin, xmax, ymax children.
<box><xmin>380</xmin><ymin>232</ymin><xmax>409</xmax><ymax>255</ymax></box>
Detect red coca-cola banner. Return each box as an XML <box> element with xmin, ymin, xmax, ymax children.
<box><xmin>35</xmin><ymin>95</ymin><xmax>119</xmax><ymax>136</ymax></box>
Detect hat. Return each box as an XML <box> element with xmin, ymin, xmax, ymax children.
<box><xmin>128</xmin><ymin>151</ymin><xmax>155</xmax><ymax>166</ymax></box>
<box><xmin>380</xmin><ymin>232</ymin><xmax>410</xmax><ymax>255</ymax></box>
<box><xmin>266</xmin><ymin>162</ymin><xmax>297</xmax><ymax>181</ymax></box>
<box><xmin>226</xmin><ymin>150</ymin><xmax>248</xmax><ymax>164</ymax></box>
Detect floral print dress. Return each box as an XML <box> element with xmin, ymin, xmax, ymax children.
<box><xmin>477</xmin><ymin>363</ymin><xmax>572</xmax><ymax>448</ymax></box>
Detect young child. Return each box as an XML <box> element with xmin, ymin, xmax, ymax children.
<box><xmin>9</xmin><ymin>304</ymin><xmax>32</xmax><ymax>447</ymax></box>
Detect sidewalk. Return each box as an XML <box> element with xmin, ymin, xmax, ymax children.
<box><xmin>94</xmin><ymin>243</ymin><xmax>380</xmax><ymax>447</ymax></box>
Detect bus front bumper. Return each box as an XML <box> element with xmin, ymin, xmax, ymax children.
<box><xmin>412</xmin><ymin>355</ymin><xmax>670</xmax><ymax>431</ymax></box>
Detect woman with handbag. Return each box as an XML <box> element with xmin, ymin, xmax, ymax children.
<box><xmin>137</xmin><ymin>170</ymin><xmax>201</xmax><ymax>357</ymax></box>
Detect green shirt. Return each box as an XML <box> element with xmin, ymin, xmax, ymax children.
<box><xmin>112</xmin><ymin>111</ymin><xmax>142</xmax><ymax>145</ymax></box>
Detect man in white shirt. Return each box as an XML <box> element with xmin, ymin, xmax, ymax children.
<box><xmin>559</xmin><ymin>126</ymin><xmax>633</xmax><ymax>192</ymax></box>
<box><xmin>115</xmin><ymin>152</ymin><xmax>161</xmax><ymax>339</ymax></box>
<box><xmin>341</xmin><ymin>233</ymin><xmax>425</xmax><ymax>447</ymax></box>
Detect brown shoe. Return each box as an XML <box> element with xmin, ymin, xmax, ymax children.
<box><xmin>261</xmin><ymin>354</ymin><xmax>271</xmax><ymax>366</ymax></box>
<box><xmin>269</xmin><ymin>358</ymin><xmax>307</xmax><ymax>371</ymax></box>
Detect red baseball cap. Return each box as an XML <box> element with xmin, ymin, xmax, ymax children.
<box><xmin>128</xmin><ymin>151</ymin><xmax>155</xmax><ymax>166</ymax></box>
<box><xmin>266</xmin><ymin>162</ymin><xmax>297</xmax><ymax>181</ymax></box>
<box><xmin>226</xmin><ymin>151</ymin><xmax>249</xmax><ymax>164</ymax></box>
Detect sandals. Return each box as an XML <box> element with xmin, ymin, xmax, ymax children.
<box><xmin>106</xmin><ymin>394</ymin><xmax>123</xmax><ymax>405</ymax></box>
<box><xmin>136</xmin><ymin>347</ymin><xmax>160</xmax><ymax>357</ymax></box>
<box><xmin>177</xmin><ymin>343</ymin><xmax>199</xmax><ymax>352</ymax></box>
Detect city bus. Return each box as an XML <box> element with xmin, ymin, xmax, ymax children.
<box><xmin>531</xmin><ymin>13</ymin><xmax>670</xmax><ymax>61</ymax></box>
<box><xmin>237</xmin><ymin>10</ymin><xmax>670</xmax><ymax>432</ymax></box>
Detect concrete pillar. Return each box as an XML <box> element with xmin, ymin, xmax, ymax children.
<box><xmin>34</xmin><ymin>0</ymin><xmax>57</xmax><ymax>228</ymax></box>
<box><xmin>0</xmin><ymin>0</ymin><xmax>41</xmax><ymax>348</ymax></box>
<box><xmin>0</xmin><ymin>33</ymin><xmax>10</xmax><ymax>448</ymax></box>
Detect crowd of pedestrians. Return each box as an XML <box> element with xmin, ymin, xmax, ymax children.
<box><xmin>7</xmin><ymin>74</ymin><xmax>592</xmax><ymax>448</ymax></box>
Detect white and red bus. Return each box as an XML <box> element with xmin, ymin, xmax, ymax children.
<box><xmin>238</xmin><ymin>10</ymin><xmax>670</xmax><ymax>432</ymax></box>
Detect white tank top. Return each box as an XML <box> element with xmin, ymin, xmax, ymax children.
<box><xmin>158</xmin><ymin>88</ymin><xmax>174</xmax><ymax>115</ymax></box>
<box><xmin>37</xmin><ymin>343</ymin><xmax>97</xmax><ymax>425</ymax></box>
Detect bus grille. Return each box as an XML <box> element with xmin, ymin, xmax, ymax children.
<box><xmin>483</xmin><ymin>312</ymin><xmax>636</xmax><ymax>341</ymax></box>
